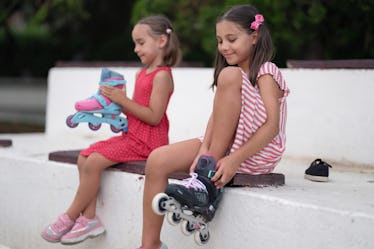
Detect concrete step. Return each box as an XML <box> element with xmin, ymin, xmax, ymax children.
<box><xmin>1</xmin><ymin>133</ymin><xmax>373</xmax><ymax>249</ymax></box>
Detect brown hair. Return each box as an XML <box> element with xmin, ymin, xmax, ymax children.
<box><xmin>137</xmin><ymin>15</ymin><xmax>182</xmax><ymax>67</ymax></box>
<box><xmin>212</xmin><ymin>5</ymin><xmax>273</xmax><ymax>88</ymax></box>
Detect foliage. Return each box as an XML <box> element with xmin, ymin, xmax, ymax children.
<box><xmin>132</xmin><ymin>0</ymin><xmax>374</xmax><ymax>67</ymax></box>
<box><xmin>131</xmin><ymin>0</ymin><xmax>226</xmax><ymax>66</ymax></box>
<box><xmin>0</xmin><ymin>0</ymin><xmax>136</xmax><ymax>76</ymax></box>
<box><xmin>0</xmin><ymin>0</ymin><xmax>373</xmax><ymax>77</ymax></box>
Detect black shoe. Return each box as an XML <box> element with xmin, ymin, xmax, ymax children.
<box><xmin>305</xmin><ymin>158</ymin><xmax>332</xmax><ymax>182</ymax></box>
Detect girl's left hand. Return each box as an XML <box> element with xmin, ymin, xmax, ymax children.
<box><xmin>211</xmin><ymin>155</ymin><xmax>240</xmax><ymax>188</ymax></box>
<box><xmin>100</xmin><ymin>86</ymin><xmax>126</xmax><ymax>104</ymax></box>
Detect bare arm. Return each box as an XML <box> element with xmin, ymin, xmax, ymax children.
<box><xmin>100</xmin><ymin>70</ymin><xmax>173</xmax><ymax>126</ymax></box>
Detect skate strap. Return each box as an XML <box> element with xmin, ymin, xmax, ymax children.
<box><xmin>99</xmin><ymin>78</ymin><xmax>126</xmax><ymax>87</ymax></box>
<box><xmin>207</xmin><ymin>170</ymin><xmax>216</xmax><ymax>179</ymax></box>
<box><xmin>182</xmin><ymin>173</ymin><xmax>207</xmax><ymax>192</ymax></box>
<box><xmin>93</xmin><ymin>93</ymin><xmax>112</xmax><ymax>108</ymax></box>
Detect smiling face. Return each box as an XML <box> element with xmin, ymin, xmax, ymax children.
<box><xmin>216</xmin><ymin>20</ymin><xmax>257</xmax><ymax>70</ymax></box>
<box><xmin>132</xmin><ymin>24</ymin><xmax>164</xmax><ymax>67</ymax></box>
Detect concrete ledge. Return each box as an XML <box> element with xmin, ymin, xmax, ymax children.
<box><xmin>1</xmin><ymin>147</ymin><xmax>373</xmax><ymax>249</ymax></box>
<box><xmin>287</xmin><ymin>59</ymin><xmax>374</xmax><ymax>69</ymax></box>
<box><xmin>48</xmin><ymin>150</ymin><xmax>285</xmax><ymax>187</ymax></box>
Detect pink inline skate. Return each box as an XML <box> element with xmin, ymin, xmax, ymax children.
<box><xmin>66</xmin><ymin>68</ymin><xmax>128</xmax><ymax>133</ymax></box>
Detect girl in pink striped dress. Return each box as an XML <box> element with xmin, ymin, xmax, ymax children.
<box><xmin>140</xmin><ymin>5</ymin><xmax>289</xmax><ymax>249</ymax></box>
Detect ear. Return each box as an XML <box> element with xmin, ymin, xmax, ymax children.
<box><xmin>251</xmin><ymin>31</ymin><xmax>259</xmax><ymax>46</ymax></box>
<box><xmin>158</xmin><ymin>34</ymin><xmax>168</xmax><ymax>48</ymax></box>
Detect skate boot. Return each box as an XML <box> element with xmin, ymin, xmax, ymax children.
<box><xmin>152</xmin><ymin>154</ymin><xmax>223</xmax><ymax>246</ymax></box>
<box><xmin>66</xmin><ymin>68</ymin><xmax>128</xmax><ymax>133</ymax></box>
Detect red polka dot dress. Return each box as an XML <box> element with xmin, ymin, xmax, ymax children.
<box><xmin>80</xmin><ymin>66</ymin><xmax>173</xmax><ymax>162</ymax></box>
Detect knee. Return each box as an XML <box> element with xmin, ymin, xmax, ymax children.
<box><xmin>145</xmin><ymin>148</ymin><xmax>167</xmax><ymax>178</ymax></box>
<box><xmin>77</xmin><ymin>155</ymin><xmax>86</xmax><ymax>170</ymax></box>
<box><xmin>81</xmin><ymin>154</ymin><xmax>103</xmax><ymax>175</ymax></box>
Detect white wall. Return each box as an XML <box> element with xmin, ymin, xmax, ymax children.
<box><xmin>47</xmin><ymin>67</ymin><xmax>374</xmax><ymax>168</ymax></box>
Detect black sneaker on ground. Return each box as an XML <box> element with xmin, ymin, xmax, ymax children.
<box><xmin>304</xmin><ymin>158</ymin><xmax>332</xmax><ymax>182</ymax></box>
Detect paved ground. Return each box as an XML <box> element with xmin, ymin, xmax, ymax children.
<box><xmin>0</xmin><ymin>82</ymin><xmax>47</xmax><ymax>126</ymax></box>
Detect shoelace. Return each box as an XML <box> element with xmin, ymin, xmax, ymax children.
<box><xmin>181</xmin><ymin>173</ymin><xmax>207</xmax><ymax>192</ymax></box>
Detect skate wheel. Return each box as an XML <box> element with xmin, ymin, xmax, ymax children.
<box><xmin>166</xmin><ymin>211</ymin><xmax>181</xmax><ymax>226</ymax></box>
<box><xmin>66</xmin><ymin>115</ymin><xmax>78</xmax><ymax>128</ymax></box>
<box><xmin>194</xmin><ymin>230</ymin><xmax>210</xmax><ymax>246</ymax></box>
<box><xmin>110</xmin><ymin>125</ymin><xmax>121</xmax><ymax>133</ymax></box>
<box><xmin>180</xmin><ymin>220</ymin><xmax>195</xmax><ymax>236</ymax></box>
<box><xmin>88</xmin><ymin>122</ymin><xmax>101</xmax><ymax>131</ymax></box>
<box><xmin>152</xmin><ymin>193</ymin><xmax>169</xmax><ymax>215</ymax></box>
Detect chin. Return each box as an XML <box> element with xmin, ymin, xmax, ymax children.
<box><xmin>225</xmin><ymin>60</ymin><xmax>238</xmax><ymax>66</ymax></box>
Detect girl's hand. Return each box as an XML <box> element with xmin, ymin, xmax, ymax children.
<box><xmin>189</xmin><ymin>144</ymin><xmax>209</xmax><ymax>173</ymax></box>
<box><xmin>100</xmin><ymin>85</ymin><xmax>126</xmax><ymax>104</ymax></box>
<box><xmin>211</xmin><ymin>155</ymin><xmax>240</xmax><ymax>188</ymax></box>
<box><xmin>189</xmin><ymin>155</ymin><xmax>200</xmax><ymax>173</ymax></box>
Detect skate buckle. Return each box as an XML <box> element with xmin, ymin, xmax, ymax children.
<box><xmin>207</xmin><ymin>170</ymin><xmax>216</xmax><ymax>179</ymax></box>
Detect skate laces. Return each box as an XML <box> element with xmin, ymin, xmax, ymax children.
<box><xmin>182</xmin><ymin>173</ymin><xmax>207</xmax><ymax>192</ymax></box>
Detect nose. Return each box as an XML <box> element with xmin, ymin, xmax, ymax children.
<box><xmin>219</xmin><ymin>41</ymin><xmax>229</xmax><ymax>52</ymax></box>
<box><xmin>134</xmin><ymin>45</ymin><xmax>139</xmax><ymax>53</ymax></box>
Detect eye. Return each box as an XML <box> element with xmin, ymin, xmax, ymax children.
<box><xmin>228</xmin><ymin>38</ymin><xmax>236</xmax><ymax>43</ymax></box>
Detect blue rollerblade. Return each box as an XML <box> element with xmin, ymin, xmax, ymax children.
<box><xmin>152</xmin><ymin>155</ymin><xmax>223</xmax><ymax>246</ymax></box>
<box><xmin>66</xmin><ymin>68</ymin><xmax>128</xmax><ymax>133</ymax></box>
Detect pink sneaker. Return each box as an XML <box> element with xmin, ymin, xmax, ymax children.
<box><xmin>60</xmin><ymin>215</ymin><xmax>105</xmax><ymax>244</ymax></box>
<box><xmin>41</xmin><ymin>213</ymin><xmax>74</xmax><ymax>242</ymax></box>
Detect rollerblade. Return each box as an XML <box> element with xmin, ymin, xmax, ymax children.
<box><xmin>152</xmin><ymin>154</ymin><xmax>223</xmax><ymax>246</ymax></box>
<box><xmin>66</xmin><ymin>68</ymin><xmax>128</xmax><ymax>133</ymax></box>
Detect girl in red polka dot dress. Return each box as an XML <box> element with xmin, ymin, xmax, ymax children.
<box><xmin>41</xmin><ymin>15</ymin><xmax>181</xmax><ymax>245</ymax></box>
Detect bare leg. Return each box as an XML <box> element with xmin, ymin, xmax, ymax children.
<box><xmin>76</xmin><ymin>155</ymin><xmax>98</xmax><ymax>219</ymax></box>
<box><xmin>66</xmin><ymin>153</ymin><xmax>116</xmax><ymax>220</ymax></box>
<box><xmin>74</xmin><ymin>155</ymin><xmax>97</xmax><ymax>219</ymax></box>
<box><xmin>209</xmin><ymin>77</ymin><xmax>241</xmax><ymax>158</ymax></box>
<box><xmin>141</xmin><ymin>139</ymin><xmax>201</xmax><ymax>249</ymax></box>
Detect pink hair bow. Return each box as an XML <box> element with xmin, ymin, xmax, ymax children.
<box><xmin>250</xmin><ymin>14</ymin><xmax>264</xmax><ymax>31</ymax></box>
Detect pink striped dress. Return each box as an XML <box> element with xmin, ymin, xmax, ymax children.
<box><xmin>231</xmin><ymin>62</ymin><xmax>290</xmax><ymax>175</ymax></box>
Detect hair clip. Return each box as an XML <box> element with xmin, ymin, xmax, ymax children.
<box><xmin>166</xmin><ymin>28</ymin><xmax>172</xmax><ymax>34</ymax></box>
<box><xmin>250</xmin><ymin>14</ymin><xmax>264</xmax><ymax>31</ymax></box>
